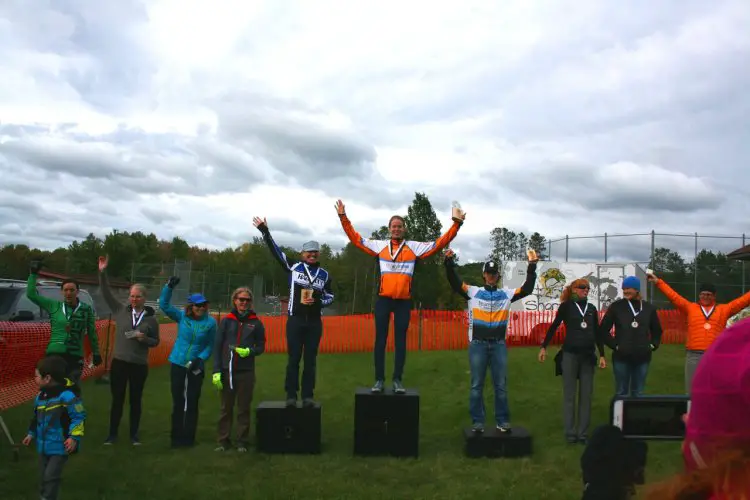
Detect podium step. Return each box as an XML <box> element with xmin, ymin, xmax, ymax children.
<box><xmin>256</xmin><ymin>401</ymin><xmax>321</xmax><ymax>454</ymax></box>
<box><xmin>463</xmin><ymin>425</ymin><xmax>533</xmax><ymax>458</ymax></box>
<box><xmin>353</xmin><ymin>387</ymin><xmax>420</xmax><ymax>458</ymax></box>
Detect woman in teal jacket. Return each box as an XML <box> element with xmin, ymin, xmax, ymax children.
<box><xmin>159</xmin><ymin>276</ymin><xmax>217</xmax><ymax>448</ymax></box>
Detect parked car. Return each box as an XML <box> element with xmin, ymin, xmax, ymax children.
<box><xmin>0</xmin><ymin>278</ymin><xmax>97</xmax><ymax>321</ymax></box>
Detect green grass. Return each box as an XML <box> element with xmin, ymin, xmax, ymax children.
<box><xmin>0</xmin><ymin>346</ymin><xmax>687</xmax><ymax>500</ymax></box>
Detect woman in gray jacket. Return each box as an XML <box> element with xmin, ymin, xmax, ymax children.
<box><xmin>98</xmin><ymin>255</ymin><xmax>160</xmax><ymax>445</ymax></box>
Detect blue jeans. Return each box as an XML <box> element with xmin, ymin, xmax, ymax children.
<box><xmin>468</xmin><ymin>338</ymin><xmax>510</xmax><ymax>426</ymax></box>
<box><xmin>612</xmin><ymin>359</ymin><xmax>650</xmax><ymax>397</ymax></box>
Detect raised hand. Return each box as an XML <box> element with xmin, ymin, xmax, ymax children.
<box><xmin>167</xmin><ymin>276</ymin><xmax>181</xmax><ymax>288</ymax></box>
<box><xmin>29</xmin><ymin>259</ymin><xmax>43</xmax><ymax>274</ymax></box>
<box><xmin>646</xmin><ymin>269</ymin><xmax>658</xmax><ymax>283</ymax></box>
<box><xmin>444</xmin><ymin>248</ymin><xmax>456</xmax><ymax>261</ymax></box>
<box><xmin>98</xmin><ymin>255</ymin><xmax>109</xmax><ymax>272</ymax></box>
<box><xmin>526</xmin><ymin>249</ymin><xmax>540</xmax><ymax>263</ymax></box>
<box><xmin>252</xmin><ymin>216</ymin><xmax>267</xmax><ymax>229</ymax></box>
<box><xmin>335</xmin><ymin>199</ymin><xmax>345</xmax><ymax>215</ymax></box>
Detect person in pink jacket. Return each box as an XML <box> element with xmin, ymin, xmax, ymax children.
<box><xmin>645</xmin><ymin>317</ymin><xmax>750</xmax><ymax>499</ymax></box>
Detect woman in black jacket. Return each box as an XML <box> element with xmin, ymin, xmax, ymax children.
<box><xmin>539</xmin><ymin>278</ymin><xmax>607</xmax><ymax>444</ymax></box>
<box><xmin>211</xmin><ymin>287</ymin><xmax>266</xmax><ymax>452</ymax></box>
<box><xmin>598</xmin><ymin>276</ymin><xmax>662</xmax><ymax>398</ymax></box>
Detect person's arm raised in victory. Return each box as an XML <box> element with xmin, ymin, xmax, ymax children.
<box><xmin>647</xmin><ymin>272</ymin><xmax>692</xmax><ymax>311</ymax></box>
<box><xmin>442</xmin><ymin>249</ymin><xmax>471</xmax><ymax>301</ymax></box>
<box><xmin>253</xmin><ymin>216</ymin><xmax>296</xmax><ymax>273</ymax></box>
<box><xmin>405</xmin><ymin>208</ymin><xmax>466</xmax><ymax>261</ymax></box>
<box><xmin>26</xmin><ymin>260</ymin><xmax>57</xmax><ymax>312</ymax></box>
<box><xmin>725</xmin><ymin>289</ymin><xmax>750</xmax><ymax>316</ymax></box>
<box><xmin>158</xmin><ymin>277</ymin><xmax>184</xmax><ymax>323</ymax></box>
<box><xmin>334</xmin><ymin>199</ymin><xmax>385</xmax><ymax>257</ymax></box>
<box><xmin>97</xmin><ymin>255</ymin><xmax>124</xmax><ymax>315</ymax></box>
<box><xmin>511</xmin><ymin>251</ymin><xmax>539</xmax><ymax>302</ymax></box>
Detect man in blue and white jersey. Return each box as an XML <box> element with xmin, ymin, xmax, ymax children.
<box><xmin>444</xmin><ymin>249</ymin><xmax>538</xmax><ymax>433</ymax></box>
<box><xmin>253</xmin><ymin>216</ymin><xmax>335</xmax><ymax>408</ymax></box>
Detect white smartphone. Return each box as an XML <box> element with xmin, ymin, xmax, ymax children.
<box><xmin>611</xmin><ymin>396</ymin><xmax>690</xmax><ymax>440</ymax></box>
<box><xmin>646</xmin><ymin>268</ymin><xmax>654</xmax><ymax>276</ymax></box>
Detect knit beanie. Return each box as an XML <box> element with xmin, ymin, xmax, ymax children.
<box><xmin>683</xmin><ymin>317</ymin><xmax>750</xmax><ymax>470</ymax></box>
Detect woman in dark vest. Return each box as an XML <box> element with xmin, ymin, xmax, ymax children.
<box><xmin>539</xmin><ymin>278</ymin><xmax>607</xmax><ymax>444</ymax></box>
<box><xmin>598</xmin><ymin>276</ymin><xmax>663</xmax><ymax>398</ymax></box>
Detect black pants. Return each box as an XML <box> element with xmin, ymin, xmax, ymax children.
<box><xmin>108</xmin><ymin>358</ymin><xmax>148</xmax><ymax>438</ymax></box>
<box><xmin>285</xmin><ymin>315</ymin><xmax>323</xmax><ymax>399</ymax></box>
<box><xmin>53</xmin><ymin>353</ymin><xmax>83</xmax><ymax>397</ymax></box>
<box><xmin>373</xmin><ymin>297</ymin><xmax>412</xmax><ymax>381</ymax></box>
<box><xmin>170</xmin><ymin>363</ymin><xmax>204</xmax><ymax>447</ymax></box>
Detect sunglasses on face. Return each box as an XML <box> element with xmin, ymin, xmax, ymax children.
<box><xmin>236</xmin><ymin>297</ymin><xmax>251</xmax><ymax>303</ymax></box>
<box><xmin>576</xmin><ymin>285</ymin><xmax>589</xmax><ymax>290</ymax></box>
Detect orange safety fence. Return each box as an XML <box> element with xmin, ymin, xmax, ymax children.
<box><xmin>0</xmin><ymin>310</ymin><xmax>688</xmax><ymax>411</ymax></box>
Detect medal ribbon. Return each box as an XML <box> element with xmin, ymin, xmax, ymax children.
<box><xmin>574</xmin><ymin>301</ymin><xmax>589</xmax><ymax>319</ymax></box>
<box><xmin>700</xmin><ymin>305</ymin><xmax>715</xmax><ymax>321</ymax></box>
<box><xmin>627</xmin><ymin>300</ymin><xmax>642</xmax><ymax>320</ymax></box>
<box><xmin>132</xmin><ymin>308</ymin><xmax>146</xmax><ymax>329</ymax></box>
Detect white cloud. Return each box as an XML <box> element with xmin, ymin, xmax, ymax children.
<box><xmin>0</xmin><ymin>0</ymin><xmax>748</xmax><ymax>266</ymax></box>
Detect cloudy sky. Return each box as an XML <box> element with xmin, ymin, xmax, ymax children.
<box><xmin>1</xmin><ymin>0</ymin><xmax>748</xmax><ymax>264</ymax></box>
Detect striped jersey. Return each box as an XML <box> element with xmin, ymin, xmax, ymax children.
<box><xmin>339</xmin><ymin>214</ymin><xmax>462</xmax><ymax>300</ymax></box>
<box><xmin>260</xmin><ymin>227</ymin><xmax>334</xmax><ymax>316</ymax></box>
<box><xmin>445</xmin><ymin>259</ymin><xmax>537</xmax><ymax>341</ymax></box>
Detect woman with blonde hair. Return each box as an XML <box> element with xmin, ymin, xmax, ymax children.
<box><xmin>644</xmin><ymin>318</ymin><xmax>750</xmax><ymax>500</ymax></box>
<box><xmin>98</xmin><ymin>256</ymin><xmax>160</xmax><ymax>446</ymax></box>
<box><xmin>211</xmin><ymin>287</ymin><xmax>266</xmax><ymax>452</ymax></box>
<box><xmin>539</xmin><ymin>278</ymin><xmax>606</xmax><ymax>444</ymax></box>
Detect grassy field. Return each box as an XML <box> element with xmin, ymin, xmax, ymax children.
<box><xmin>0</xmin><ymin>345</ymin><xmax>687</xmax><ymax>500</ymax></box>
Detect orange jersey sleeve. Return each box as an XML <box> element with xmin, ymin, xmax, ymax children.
<box><xmin>408</xmin><ymin>221</ymin><xmax>462</xmax><ymax>260</ymax></box>
<box><xmin>337</xmin><ymin>214</ymin><xmax>381</xmax><ymax>257</ymax></box>
<box><xmin>726</xmin><ymin>290</ymin><xmax>750</xmax><ymax>316</ymax></box>
<box><xmin>655</xmin><ymin>279</ymin><xmax>692</xmax><ymax>311</ymax></box>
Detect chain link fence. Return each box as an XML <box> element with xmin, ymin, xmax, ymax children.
<box><xmin>546</xmin><ymin>231</ymin><xmax>749</xmax><ymax>306</ymax></box>
<box><xmin>128</xmin><ymin>261</ymin><xmax>281</xmax><ymax>314</ymax></box>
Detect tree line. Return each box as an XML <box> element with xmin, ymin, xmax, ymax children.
<box><xmin>0</xmin><ymin>192</ymin><xmax>747</xmax><ymax>313</ymax></box>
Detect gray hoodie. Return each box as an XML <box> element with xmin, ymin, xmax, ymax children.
<box><xmin>99</xmin><ymin>272</ymin><xmax>160</xmax><ymax>365</ymax></box>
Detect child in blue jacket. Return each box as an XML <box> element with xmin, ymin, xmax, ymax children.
<box><xmin>159</xmin><ymin>276</ymin><xmax>217</xmax><ymax>448</ymax></box>
<box><xmin>22</xmin><ymin>355</ymin><xmax>87</xmax><ymax>500</ymax></box>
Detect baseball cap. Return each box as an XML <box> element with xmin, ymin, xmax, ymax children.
<box><xmin>302</xmin><ymin>241</ymin><xmax>320</xmax><ymax>252</ymax></box>
<box><xmin>483</xmin><ymin>261</ymin><xmax>499</xmax><ymax>275</ymax></box>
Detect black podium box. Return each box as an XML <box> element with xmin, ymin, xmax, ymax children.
<box><xmin>463</xmin><ymin>426</ymin><xmax>533</xmax><ymax>458</ymax></box>
<box><xmin>255</xmin><ymin>401</ymin><xmax>321</xmax><ymax>454</ymax></box>
<box><xmin>353</xmin><ymin>387</ymin><xmax>419</xmax><ymax>458</ymax></box>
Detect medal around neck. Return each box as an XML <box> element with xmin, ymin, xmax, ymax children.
<box><xmin>631</xmin><ymin>321</ymin><xmax>639</xmax><ymax>328</ymax></box>
<box><xmin>581</xmin><ymin>321</ymin><xmax>587</xmax><ymax>328</ymax></box>
<box><xmin>704</xmin><ymin>322</ymin><xmax>711</xmax><ymax>330</ymax></box>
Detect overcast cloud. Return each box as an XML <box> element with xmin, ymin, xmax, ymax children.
<box><xmin>0</xmin><ymin>0</ymin><xmax>748</xmax><ymax>265</ymax></box>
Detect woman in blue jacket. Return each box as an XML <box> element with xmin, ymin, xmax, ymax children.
<box><xmin>159</xmin><ymin>276</ymin><xmax>217</xmax><ymax>448</ymax></box>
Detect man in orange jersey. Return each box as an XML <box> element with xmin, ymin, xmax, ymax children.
<box><xmin>646</xmin><ymin>271</ymin><xmax>750</xmax><ymax>393</ymax></box>
<box><xmin>335</xmin><ymin>199</ymin><xmax>465</xmax><ymax>393</ymax></box>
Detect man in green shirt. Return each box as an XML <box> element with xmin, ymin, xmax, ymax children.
<box><xmin>27</xmin><ymin>260</ymin><xmax>102</xmax><ymax>396</ymax></box>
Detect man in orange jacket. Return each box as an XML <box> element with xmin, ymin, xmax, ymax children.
<box><xmin>646</xmin><ymin>272</ymin><xmax>750</xmax><ymax>393</ymax></box>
